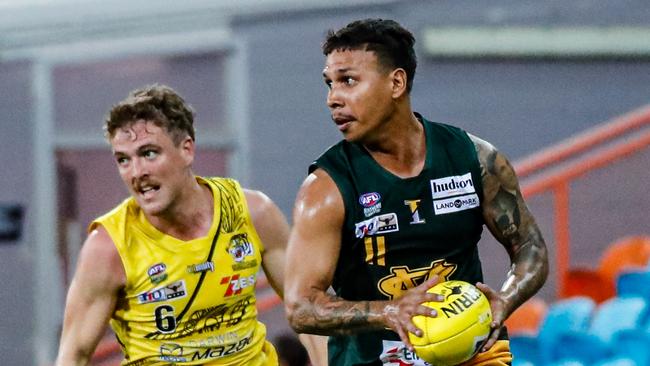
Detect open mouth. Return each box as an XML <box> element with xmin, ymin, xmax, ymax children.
<box><xmin>138</xmin><ymin>184</ymin><xmax>160</xmax><ymax>199</ymax></box>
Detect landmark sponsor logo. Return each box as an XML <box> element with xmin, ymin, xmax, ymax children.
<box><xmin>433</xmin><ymin>194</ymin><xmax>480</xmax><ymax>215</ymax></box>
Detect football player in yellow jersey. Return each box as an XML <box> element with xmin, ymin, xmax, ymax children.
<box><xmin>54</xmin><ymin>84</ymin><xmax>326</xmax><ymax>366</ymax></box>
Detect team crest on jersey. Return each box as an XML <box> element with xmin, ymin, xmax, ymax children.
<box><xmin>354</xmin><ymin>213</ymin><xmax>399</xmax><ymax>238</ymax></box>
<box><xmin>147</xmin><ymin>263</ymin><xmax>168</xmax><ymax>284</ymax></box>
<box><xmin>377</xmin><ymin>260</ymin><xmax>456</xmax><ymax>300</ymax></box>
<box><xmin>359</xmin><ymin>192</ymin><xmax>382</xmax><ymax>217</ymax></box>
<box><xmin>227</xmin><ymin>234</ymin><xmax>257</xmax><ymax>270</ymax></box>
<box><xmin>137</xmin><ymin>280</ymin><xmax>187</xmax><ymax>304</ymax></box>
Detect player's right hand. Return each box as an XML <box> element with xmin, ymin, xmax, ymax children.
<box><xmin>381</xmin><ymin>275</ymin><xmax>444</xmax><ymax>351</ymax></box>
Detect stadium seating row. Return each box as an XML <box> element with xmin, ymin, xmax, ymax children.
<box><xmin>509</xmin><ymin>259</ymin><xmax>650</xmax><ymax>364</ymax></box>
<box><xmin>562</xmin><ymin>236</ymin><xmax>650</xmax><ymax>303</ymax></box>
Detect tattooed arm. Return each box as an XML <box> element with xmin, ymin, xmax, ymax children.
<box><xmin>469</xmin><ymin>134</ymin><xmax>549</xmax><ymax>350</ymax></box>
<box><xmin>284</xmin><ymin>168</ymin><xmax>441</xmax><ymax>350</ymax></box>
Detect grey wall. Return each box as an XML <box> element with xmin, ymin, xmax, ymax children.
<box><xmin>0</xmin><ymin>61</ymin><xmax>34</xmax><ymax>366</ymax></box>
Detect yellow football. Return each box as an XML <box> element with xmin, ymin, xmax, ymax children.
<box><xmin>408</xmin><ymin>280</ymin><xmax>492</xmax><ymax>365</ymax></box>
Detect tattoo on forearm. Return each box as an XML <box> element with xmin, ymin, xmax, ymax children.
<box><xmin>292</xmin><ymin>293</ymin><xmax>383</xmax><ymax>335</ymax></box>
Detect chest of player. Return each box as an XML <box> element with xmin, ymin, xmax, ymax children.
<box><xmin>123</xmin><ymin>229</ymin><xmax>263</xmax><ymax>329</ymax></box>
<box><xmin>346</xmin><ymin>170</ymin><xmax>483</xmax><ymax>256</ymax></box>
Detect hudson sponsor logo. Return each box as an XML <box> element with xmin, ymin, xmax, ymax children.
<box><xmin>430</xmin><ymin>173</ymin><xmax>475</xmax><ymax>199</ymax></box>
<box><xmin>380</xmin><ymin>340</ymin><xmax>431</xmax><ymax>366</ymax></box>
<box><xmin>147</xmin><ymin>263</ymin><xmax>168</xmax><ymax>284</ymax></box>
<box><xmin>354</xmin><ymin>213</ymin><xmax>399</xmax><ymax>238</ymax></box>
<box><xmin>433</xmin><ymin>193</ymin><xmax>480</xmax><ymax>215</ymax></box>
<box><xmin>137</xmin><ymin>280</ymin><xmax>187</xmax><ymax>304</ymax></box>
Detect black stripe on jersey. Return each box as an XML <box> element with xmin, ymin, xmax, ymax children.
<box><xmin>145</xmin><ymin>187</ymin><xmax>223</xmax><ymax>339</ymax></box>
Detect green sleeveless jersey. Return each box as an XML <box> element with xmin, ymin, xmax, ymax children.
<box><xmin>310</xmin><ymin>116</ymin><xmax>486</xmax><ymax>365</ymax></box>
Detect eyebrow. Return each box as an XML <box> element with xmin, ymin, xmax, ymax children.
<box><xmin>112</xmin><ymin>143</ymin><xmax>159</xmax><ymax>157</ymax></box>
<box><xmin>136</xmin><ymin>144</ymin><xmax>159</xmax><ymax>153</ymax></box>
<box><xmin>323</xmin><ymin>67</ymin><xmax>352</xmax><ymax>78</ymax></box>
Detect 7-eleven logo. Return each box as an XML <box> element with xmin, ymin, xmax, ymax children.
<box><xmin>220</xmin><ymin>274</ymin><xmax>256</xmax><ymax>297</ymax></box>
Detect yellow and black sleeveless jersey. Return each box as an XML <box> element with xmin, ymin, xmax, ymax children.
<box><xmin>90</xmin><ymin>177</ymin><xmax>277</xmax><ymax>366</ymax></box>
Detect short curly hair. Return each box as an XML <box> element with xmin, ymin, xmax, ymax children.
<box><xmin>105</xmin><ymin>84</ymin><xmax>195</xmax><ymax>145</ymax></box>
<box><xmin>322</xmin><ymin>18</ymin><xmax>417</xmax><ymax>93</ymax></box>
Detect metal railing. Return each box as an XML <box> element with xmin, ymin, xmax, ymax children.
<box><xmin>514</xmin><ymin>105</ymin><xmax>650</xmax><ymax>297</ymax></box>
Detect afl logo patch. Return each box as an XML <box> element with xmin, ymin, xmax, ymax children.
<box><xmin>359</xmin><ymin>192</ymin><xmax>381</xmax><ymax>207</ymax></box>
<box><xmin>147</xmin><ymin>263</ymin><xmax>168</xmax><ymax>284</ymax></box>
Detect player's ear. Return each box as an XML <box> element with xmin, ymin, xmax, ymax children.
<box><xmin>180</xmin><ymin>136</ymin><xmax>195</xmax><ymax>165</ymax></box>
<box><xmin>390</xmin><ymin>68</ymin><xmax>408</xmax><ymax>98</ymax></box>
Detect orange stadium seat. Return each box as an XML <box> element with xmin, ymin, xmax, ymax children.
<box><xmin>504</xmin><ymin>297</ymin><xmax>548</xmax><ymax>335</ymax></box>
<box><xmin>561</xmin><ymin>267</ymin><xmax>614</xmax><ymax>303</ymax></box>
<box><xmin>598</xmin><ymin>236</ymin><xmax>650</xmax><ymax>292</ymax></box>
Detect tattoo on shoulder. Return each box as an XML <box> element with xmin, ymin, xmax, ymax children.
<box><xmin>472</xmin><ymin>139</ymin><xmax>528</xmax><ymax>247</ymax></box>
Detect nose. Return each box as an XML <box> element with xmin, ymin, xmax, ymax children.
<box><xmin>130</xmin><ymin>157</ymin><xmax>148</xmax><ymax>179</ymax></box>
<box><xmin>327</xmin><ymin>88</ymin><xmax>343</xmax><ymax>109</ymax></box>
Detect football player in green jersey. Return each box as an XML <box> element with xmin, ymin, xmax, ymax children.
<box><xmin>285</xmin><ymin>19</ymin><xmax>548</xmax><ymax>365</ymax></box>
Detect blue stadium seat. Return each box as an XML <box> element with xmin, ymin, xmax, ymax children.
<box><xmin>591</xmin><ymin>297</ymin><xmax>647</xmax><ymax>343</ymax></box>
<box><xmin>610</xmin><ymin>329</ymin><xmax>650</xmax><ymax>365</ymax></box>
<box><xmin>512</xmin><ymin>358</ymin><xmax>535</xmax><ymax>366</ymax></box>
<box><xmin>547</xmin><ymin>360</ymin><xmax>586</xmax><ymax>366</ymax></box>
<box><xmin>536</xmin><ymin>296</ymin><xmax>597</xmax><ymax>364</ymax></box>
<box><xmin>594</xmin><ymin>357</ymin><xmax>638</xmax><ymax>366</ymax></box>
<box><xmin>617</xmin><ymin>270</ymin><xmax>650</xmax><ymax>300</ymax></box>
<box><xmin>510</xmin><ymin>335</ymin><xmax>541</xmax><ymax>364</ymax></box>
<box><xmin>549</xmin><ymin>297</ymin><xmax>647</xmax><ymax>365</ymax></box>
<box><xmin>552</xmin><ymin>332</ymin><xmax>609</xmax><ymax>364</ymax></box>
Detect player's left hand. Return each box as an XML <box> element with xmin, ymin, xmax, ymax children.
<box><xmin>475</xmin><ymin>282</ymin><xmax>507</xmax><ymax>352</ymax></box>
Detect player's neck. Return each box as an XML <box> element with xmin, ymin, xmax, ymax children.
<box><xmin>364</xmin><ymin>111</ymin><xmax>426</xmax><ymax>178</ymax></box>
<box><xmin>147</xmin><ymin>177</ymin><xmax>214</xmax><ymax>241</ymax></box>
